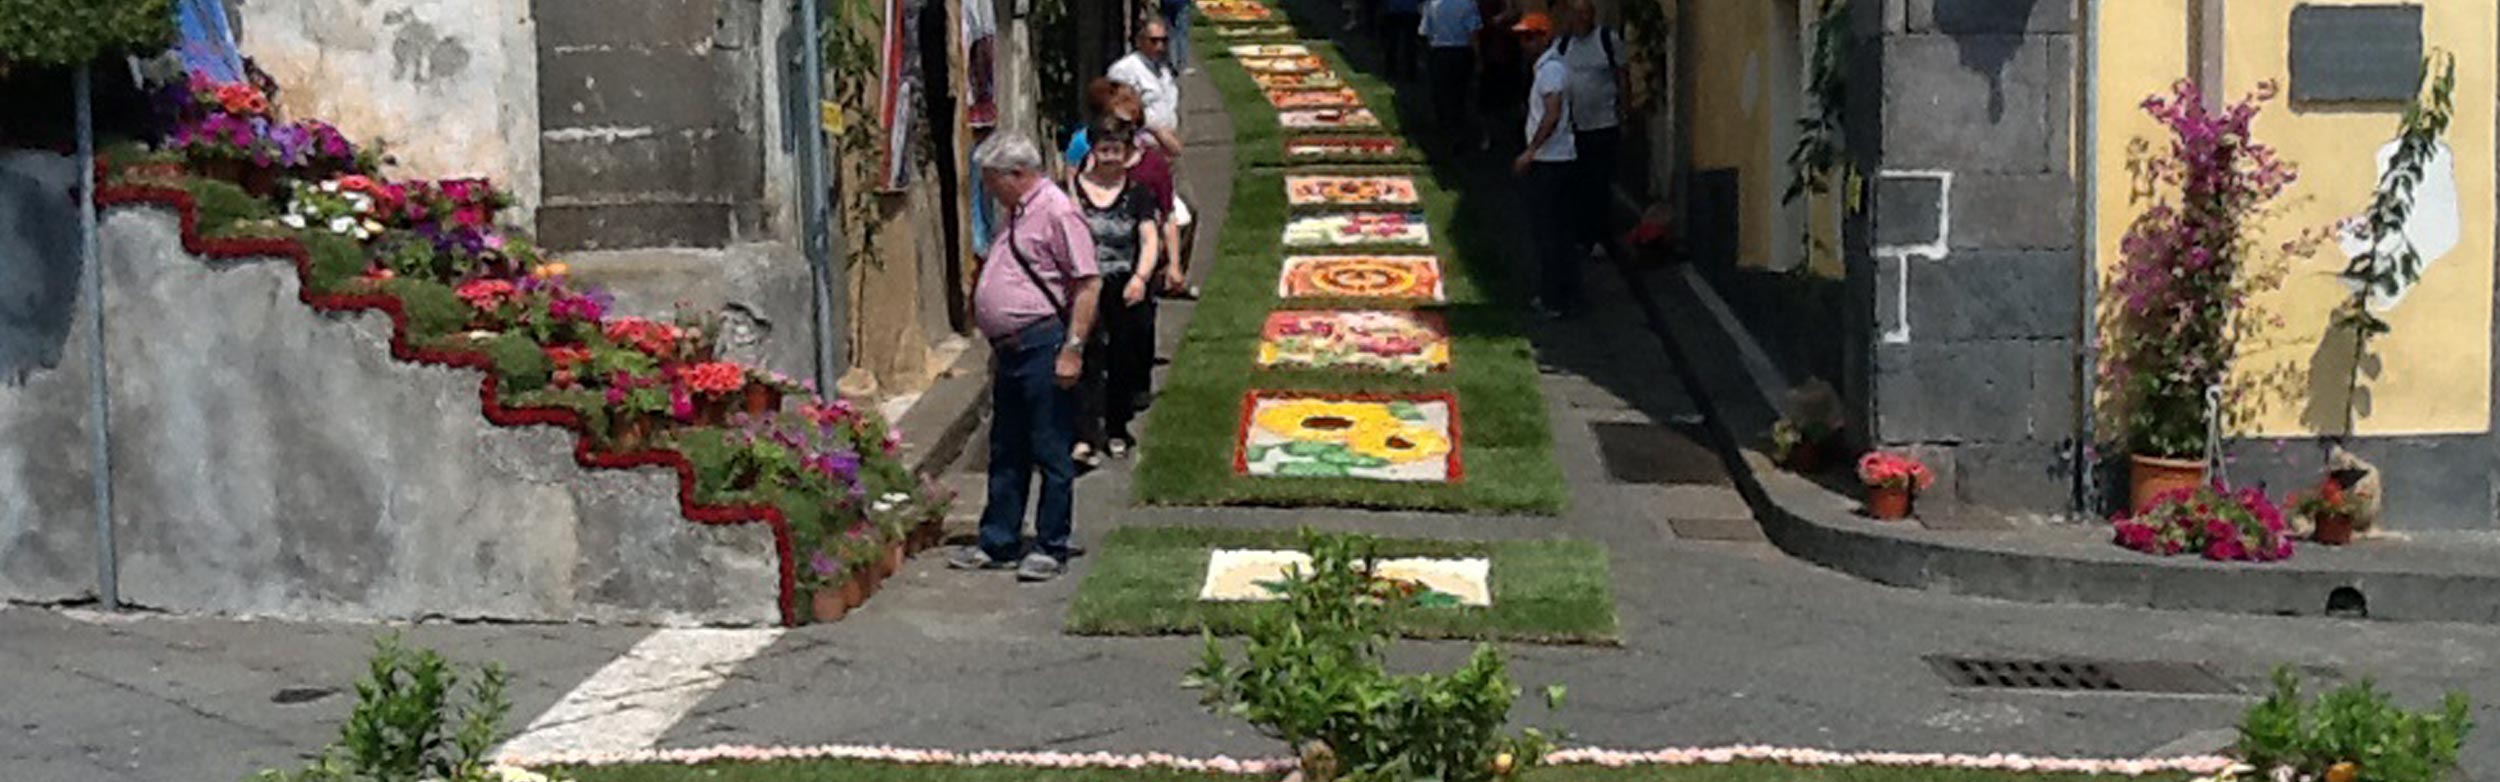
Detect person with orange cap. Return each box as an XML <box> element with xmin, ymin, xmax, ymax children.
<box><xmin>1511</xmin><ymin>11</ymin><xmax>1583</xmax><ymax>319</ymax></box>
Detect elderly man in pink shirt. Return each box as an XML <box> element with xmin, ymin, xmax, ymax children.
<box><xmin>950</xmin><ymin>132</ymin><xmax>1104</xmax><ymax>582</ymax></box>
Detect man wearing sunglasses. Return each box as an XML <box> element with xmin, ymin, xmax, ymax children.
<box><xmin>1108</xmin><ymin>20</ymin><xmax>1183</xmax><ymax>134</ymax></box>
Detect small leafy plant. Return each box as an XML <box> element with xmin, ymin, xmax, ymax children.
<box><xmin>1855</xmin><ymin>451</ymin><xmax>1934</xmax><ymax>492</ymax></box>
<box><xmin>2238</xmin><ymin>667</ymin><xmax>2471</xmax><ymax>782</ymax></box>
<box><xmin>2292</xmin><ymin>479</ymin><xmax>2363</xmax><ymax>522</ymax></box>
<box><xmin>254</xmin><ymin>635</ymin><xmax>513</xmax><ymax>782</ymax></box>
<box><xmin>1772</xmin><ymin>418</ymin><xmax>1837</xmax><ymax>465</ymax></box>
<box><xmin>1185</xmin><ymin>530</ymin><xmax>1561</xmax><ymax>782</ymax></box>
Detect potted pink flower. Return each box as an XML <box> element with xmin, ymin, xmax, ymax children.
<box><xmin>1857</xmin><ymin>451</ymin><xmax>1934</xmax><ymax>520</ymax></box>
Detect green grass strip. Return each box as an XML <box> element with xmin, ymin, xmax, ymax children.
<box><xmin>1137</xmin><ymin>18</ymin><xmax>1562</xmax><ymax>514</ymax></box>
<box><xmin>1065</xmin><ymin>526</ymin><xmax>1617</xmax><ymax>643</ymax></box>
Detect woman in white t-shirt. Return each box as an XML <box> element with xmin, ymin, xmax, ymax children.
<box><xmin>1553</xmin><ymin>0</ymin><xmax>1627</xmax><ymax>258</ymax></box>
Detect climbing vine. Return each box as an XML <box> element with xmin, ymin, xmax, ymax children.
<box><xmin>1031</xmin><ymin>0</ymin><xmax>1080</xmax><ymax>141</ymax></box>
<box><xmin>1618</xmin><ymin>0</ymin><xmax>1670</xmax><ymax>114</ymax></box>
<box><xmin>2333</xmin><ymin>51</ymin><xmax>2457</xmax><ymax>434</ymax></box>
<box><xmin>1782</xmin><ymin>0</ymin><xmax>1853</xmax><ymax>268</ymax></box>
<box><xmin>822</xmin><ymin>0</ymin><xmax>888</xmax><ymax>269</ymax></box>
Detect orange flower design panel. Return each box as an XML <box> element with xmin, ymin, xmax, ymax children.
<box><xmin>1284</xmin><ymin>175</ymin><xmax>1417</xmax><ymax>207</ymax></box>
<box><xmin>1277</xmin><ymin>255</ymin><xmax>1446</xmax><ymax>302</ymax></box>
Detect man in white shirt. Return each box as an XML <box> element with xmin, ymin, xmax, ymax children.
<box><xmin>1419</xmin><ymin>0</ymin><xmax>1483</xmax><ymax>151</ymax></box>
<box><xmin>1555</xmin><ymin>0</ymin><xmax>1627</xmax><ymax>260</ymax></box>
<box><xmin>1108</xmin><ymin>21</ymin><xmax>1182</xmax><ymax>133</ymax></box>
<box><xmin>1510</xmin><ymin>12</ymin><xmax>1581</xmax><ymax>319</ymax></box>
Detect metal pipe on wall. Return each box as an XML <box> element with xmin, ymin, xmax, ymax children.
<box><xmin>76</xmin><ymin>65</ymin><xmax>119</xmax><ymax>609</ymax></box>
<box><xmin>2072</xmin><ymin>0</ymin><xmax>2101</xmax><ymax>517</ymax></box>
<box><xmin>801</xmin><ymin>0</ymin><xmax>850</xmax><ymax>392</ymax></box>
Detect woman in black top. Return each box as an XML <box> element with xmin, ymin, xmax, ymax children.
<box><xmin>1070</xmin><ymin>120</ymin><xmax>1164</xmax><ymax>463</ymax></box>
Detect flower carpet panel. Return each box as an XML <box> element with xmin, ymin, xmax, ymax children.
<box><xmin>1285</xmin><ymin>135</ymin><xmax>1405</xmax><ymax>161</ymax></box>
<box><xmin>1281</xmin><ymin>211</ymin><xmax>1428</xmax><ymax>248</ymax></box>
<box><xmin>1065</xmin><ymin>527</ymin><xmax>1617</xmax><ymax>642</ymax></box>
<box><xmin>1277</xmin><ymin>255</ymin><xmax>1445</xmax><ymax>301</ymax></box>
<box><xmin>1266</xmin><ymin>87</ymin><xmax>1367</xmax><ymax>110</ymax></box>
<box><xmin>1278</xmin><ymin>107</ymin><xmax>1382</xmax><ymax>130</ymax></box>
<box><xmin>1240</xmin><ymin>54</ymin><xmax>1330</xmax><ymax>74</ymax></box>
<box><xmin>1251</xmin><ymin>70</ymin><xmax>1346</xmax><ymax>90</ymax></box>
<box><xmin>1211</xmin><ymin>23</ymin><xmax>1298</xmax><ymax>39</ymax></box>
<box><xmin>1229</xmin><ymin>43</ymin><xmax>1312</xmax><ymax>59</ymax></box>
<box><xmin>1238</xmin><ymin>392</ymin><xmax>1458</xmax><ymax>482</ymax></box>
<box><xmin>1284</xmin><ymin>174</ymin><xmax>1417</xmax><ymax>207</ymax></box>
<box><xmin>1200</xmin><ymin>0</ymin><xmax>1275</xmax><ymax>22</ymax></box>
<box><xmin>1257</xmin><ymin>309</ymin><xmax>1450</xmax><ymax>374</ymax></box>
<box><xmin>1199</xmin><ymin>548</ymin><xmax>1493</xmax><ymax>606</ymax></box>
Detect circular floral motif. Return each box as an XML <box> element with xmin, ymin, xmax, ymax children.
<box><xmin>1351</xmin><ymin>425</ymin><xmax>1451</xmax><ymax>464</ymax></box>
<box><xmin>1253</xmin><ymin>400</ymin><xmax>1399</xmax><ymax>443</ymax></box>
<box><xmin>1309</xmin><ymin>260</ymin><xmax>1418</xmax><ymax>296</ymax></box>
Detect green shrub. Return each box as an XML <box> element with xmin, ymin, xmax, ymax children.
<box><xmin>1184</xmin><ymin>530</ymin><xmax>1561</xmax><ymax>782</ymax></box>
<box><xmin>387</xmin><ymin>278</ymin><xmax>470</xmax><ymax>340</ymax></box>
<box><xmin>0</xmin><ymin>0</ymin><xmax>174</xmax><ymax>69</ymax></box>
<box><xmin>2238</xmin><ymin>667</ymin><xmax>2472</xmax><ymax>782</ymax></box>
<box><xmin>485</xmin><ymin>332</ymin><xmax>551</xmax><ymax>393</ymax></box>
<box><xmin>254</xmin><ymin>634</ymin><xmax>510</xmax><ymax>782</ymax></box>
<box><xmin>299</xmin><ymin>232</ymin><xmax>368</xmax><ymax>293</ymax></box>
<box><xmin>183</xmin><ymin>177</ymin><xmax>274</xmax><ymax>236</ymax></box>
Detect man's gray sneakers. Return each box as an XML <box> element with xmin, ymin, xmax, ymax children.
<box><xmin>947</xmin><ymin>546</ymin><xmax>1016</xmax><ymax>570</ymax></box>
<box><xmin>1016</xmin><ymin>553</ymin><xmax>1066</xmax><ymax>582</ymax></box>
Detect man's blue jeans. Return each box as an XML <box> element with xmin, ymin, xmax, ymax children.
<box><xmin>979</xmin><ymin>320</ymin><xmax>1078</xmax><ymax>562</ymax></box>
<box><xmin>1163</xmin><ymin>0</ymin><xmax>1193</xmax><ymax>66</ymax></box>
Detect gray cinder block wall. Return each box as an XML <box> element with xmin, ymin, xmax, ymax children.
<box><xmin>1856</xmin><ymin>0</ymin><xmax>2084</xmax><ymax>518</ymax></box>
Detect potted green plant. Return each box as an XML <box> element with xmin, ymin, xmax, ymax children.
<box><xmin>803</xmin><ymin>549</ymin><xmax>851</xmax><ymax>623</ymax></box>
<box><xmin>2293</xmin><ymin>477</ymin><xmax>2364</xmax><ymax>546</ymax></box>
<box><xmin>2104</xmin><ymin>80</ymin><xmax>2303</xmax><ymax>513</ymax></box>
<box><xmin>1771</xmin><ymin>418</ymin><xmax>1838</xmax><ymax>473</ymax></box>
<box><xmin>1856</xmin><ymin>451</ymin><xmax>1933</xmax><ymax>521</ymax></box>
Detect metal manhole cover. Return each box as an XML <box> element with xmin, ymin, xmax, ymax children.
<box><xmin>1926</xmin><ymin>656</ymin><xmax>2239</xmax><ymax>695</ymax></box>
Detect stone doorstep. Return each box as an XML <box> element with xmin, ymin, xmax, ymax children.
<box><xmin>894</xmin><ymin>338</ymin><xmax>992</xmax><ymax>480</ymax></box>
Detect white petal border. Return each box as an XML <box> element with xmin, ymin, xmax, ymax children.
<box><xmin>501</xmin><ymin>743</ymin><xmax>2234</xmax><ymax>776</ymax></box>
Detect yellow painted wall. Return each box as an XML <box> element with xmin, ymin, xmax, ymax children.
<box><xmin>2093</xmin><ymin>0</ymin><xmax>2496</xmax><ymax>437</ymax></box>
<box><xmin>1685</xmin><ymin>0</ymin><xmax>1782</xmax><ymax>271</ymax></box>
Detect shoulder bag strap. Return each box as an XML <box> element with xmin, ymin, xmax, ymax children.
<box><xmin>1005</xmin><ymin>216</ymin><xmax>1073</xmax><ymax>324</ymax></box>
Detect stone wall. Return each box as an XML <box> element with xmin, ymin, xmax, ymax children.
<box><xmin>1857</xmin><ymin>0</ymin><xmax>2083</xmax><ymax>517</ymax></box>
<box><xmin>0</xmin><ymin>165</ymin><xmax>779</xmax><ymax>624</ymax></box>
<box><xmin>236</xmin><ymin>0</ymin><xmax>543</xmax><ymax>224</ymax></box>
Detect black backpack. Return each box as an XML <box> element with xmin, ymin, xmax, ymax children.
<box><xmin>1555</xmin><ymin>24</ymin><xmax>1618</xmax><ymax>70</ymax></box>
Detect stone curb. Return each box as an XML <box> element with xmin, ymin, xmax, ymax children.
<box><xmin>1660</xmin><ymin>269</ymin><xmax>2500</xmax><ymax>625</ymax></box>
<box><xmin>897</xmin><ymin>340</ymin><xmax>991</xmax><ymax>480</ymax></box>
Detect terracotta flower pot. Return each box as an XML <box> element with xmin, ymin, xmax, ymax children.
<box><xmin>881</xmin><ymin>543</ymin><xmax>906</xmax><ymax>578</ymax></box>
<box><xmin>839</xmin><ymin>574</ymin><xmax>868</xmax><ymax>609</ymax></box>
<box><xmin>857</xmin><ymin>570</ymin><xmax>882</xmax><ymax>599</ymax></box>
<box><xmin>743</xmin><ymin>384</ymin><xmax>782</xmax><ymax>417</ymax></box>
<box><xmin>2129</xmin><ymin>454</ymin><xmax>2209</xmax><ymax>514</ymax></box>
<box><xmin>1865</xmin><ymin>485</ymin><xmax>1913</xmax><ymax>520</ymax></box>
<box><xmin>809</xmin><ymin>588</ymin><xmax>849</xmax><ymax>622</ymax></box>
<box><xmin>2313</xmin><ymin>512</ymin><xmax>2355</xmax><ymax>546</ymax></box>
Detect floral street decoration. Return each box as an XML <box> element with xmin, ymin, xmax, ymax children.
<box><xmin>1253</xmin><ymin>70</ymin><xmax>1347</xmax><ymax>91</ymax></box>
<box><xmin>1230</xmin><ymin>43</ymin><xmax>1311</xmax><ymax>59</ymax></box>
<box><xmin>1257</xmin><ymin>310</ymin><xmax>1451</xmax><ymax>374</ymax></box>
<box><xmin>1278</xmin><ymin>255</ymin><xmax>1445</xmax><ymax>301</ymax></box>
<box><xmin>1286</xmin><ymin>135</ymin><xmax>1403</xmax><ymax>161</ymax></box>
<box><xmin>2111</xmin><ymin>483</ymin><xmax>2296</xmax><ymax>563</ymax></box>
<box><xmin>1213</xmin><ymin>23</ymin><xmax>1298</xmax><ymax>39</ymax></box>
<box><xmin>1241</xmin><ymin>54</ymin><xmax>1329</xmax><ymax>74</ymax></box>
<box><xmin>1282</xmin><ymin>211</ymin><xmax>1429</xmax><ymax>248</ymax></box>
<box><xmin>1199</xmin><ymin>0</ymin><xmax>1276</xmax><ymax>22</ymax></box>
<box><xmin>1237</xmin><ymin>392</ymin><xmax>1460</xmax><ymax>483</ymax></box>
<box><xmin>1285</xmin><ymin>175</ymin><xmax>1418</xmax><ymax>207</ymax></box>
<box><xmin>1279</xmin><ymin>107</ymin><xmax>1382</xmax><ymax>131</ymax></box>
<box><xmin>1266</xmin><ymin>87</ymin><xmax>1366</xmax><ymax>110</ymax></box>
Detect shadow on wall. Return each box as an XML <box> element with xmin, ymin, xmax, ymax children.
<box><xmin>0</xmin><ymin>152</ymin><xmax>81</xmax><ymax>385</ymax></box>
<box><xmin>2300</xmin><ymin>321</ymin><xmax>2376</xmax><ymax>437</ymax></box>
<box><xmin>1932</xmin><ymin>0</ymin><xmax>2049</xmax><ymax>121</ymax></box>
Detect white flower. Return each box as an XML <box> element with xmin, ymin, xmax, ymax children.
<box><xmin>319</xmin><ymin>180</ymin><xmax>340</xmax><ymax>193</ymax></box>
<box><xmin>881</xmin><ymin>492</ymin><xmax>910</xmax><ymax>503</ymax></box>
<box><xmin>281</xmin><ymin>214</ymin><xmax>306</xmax><ymax>229</ymax></box>
<box><xmin>362</xmin><ymin>219</ymin><xmax>385</xmax><ymax>234</ymax></box>
<box><xmin>353</xmin><ymin>228</ymin><xmax>372</xmax><ymax>241</ymax></box>
<box><xmin>328</xmin><ymin>216</ymin><xmax>356</xmax><ymax>234</ymax></box>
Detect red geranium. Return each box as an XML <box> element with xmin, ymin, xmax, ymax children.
<box><xmin>684</xmin><ymin>361</ymin><xmax>748</xmax><ymax>395</ymax></box>
<box><xmin>1856</xmin><ymin>451</ymin><xmax>1935</xmax><ymax>492</ymax></box>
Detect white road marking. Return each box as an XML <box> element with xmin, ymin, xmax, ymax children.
<box><xmin>497</xmin><ymin>628</ymin><xmax>783</xmax><ymax>761</ymax></box>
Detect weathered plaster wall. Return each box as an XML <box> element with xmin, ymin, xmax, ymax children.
<box><xmin>0</xmin><ymin>195</ymin><xmax>780</xmax><ymax>624</ymax></box>
<box><xmin>0</xmin><ymin>153</ymin><xmax>100</xmax><ymax>604</ymax></box>
<box><xmin>235</xmin><ymin>0</ymin><xmax>543</xmax><ymax>224</ymax></box>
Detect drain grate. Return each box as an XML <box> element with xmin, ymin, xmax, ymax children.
<box><xmin>1926</xmin><ymin>656</ymin><xmax>2239</xmax><ymax>695</ymax></box>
